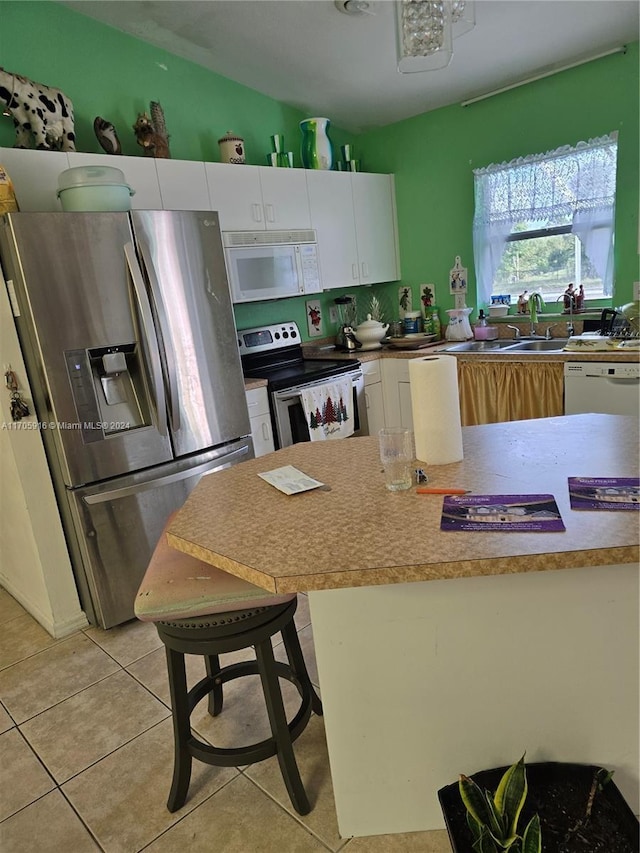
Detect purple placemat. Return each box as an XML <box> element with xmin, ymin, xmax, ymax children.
<box><xmin>441</xmin><ymin>494</ymin><xmax>565</xmax><ymax>532</ymax></box>
<box><xmin>568</xmin><ymin>477</ymin><xmax>640</xmax><ymax>511</ymax></box>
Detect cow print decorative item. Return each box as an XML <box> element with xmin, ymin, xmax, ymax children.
<box><xmin>0</xmin><ymin>68</ymin><xmax>76</xmax><ymax>151</ymax></box>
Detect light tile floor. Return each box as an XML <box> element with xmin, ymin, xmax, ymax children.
<box><xmin>0</xmin><ymin>588</ymin><xmax>452</xmax><ymax>852</ymax></box>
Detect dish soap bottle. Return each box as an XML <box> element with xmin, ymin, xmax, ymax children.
<box><xmin>473</xmin><ymin>310</ymin><xmax>489</xmax><ymax>340</ymax></box>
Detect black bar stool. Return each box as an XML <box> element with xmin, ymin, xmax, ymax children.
<box><xmin>135</xmin><ymin>516</ymin><xmax>322</xmax><ymax>815</ymax></box>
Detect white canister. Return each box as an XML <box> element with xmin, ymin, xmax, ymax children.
<box><xmin>218</xmin><ymin>131</ymin><xmax>245</xmax><ymax>164</ymax></box>
<box><xmin>404</xmin><ymin>311</ymin><xmax>422</xmax><ymax>334</ymax></box>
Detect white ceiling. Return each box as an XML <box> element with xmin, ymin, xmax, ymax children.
<box><xmin>60</xmin><ymin>0</ymin><xmax>639</xmax><ymax>133</ymax></box>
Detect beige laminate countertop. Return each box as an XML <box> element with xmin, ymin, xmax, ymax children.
<box><xmin>168</xmin><ymin>414</ymin><xmax>639</xmax><ymax>594</ymax></box>
<box><xmin>243</xmin><ymin>377</ymin><xmax>268</xmax><ymax>391</ymax></box>
<box><xmin>301</xmin><ymin>341</ymin><xmax>640</xmax><ymax>364</ymax></box>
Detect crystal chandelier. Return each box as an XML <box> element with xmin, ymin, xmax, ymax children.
<box><xmin>397</xmin><ymin>0</ymin><xmax>475</xmax><ymax>73</ymax></box>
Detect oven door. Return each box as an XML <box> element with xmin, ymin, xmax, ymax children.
<box><xmin>272</xmin><ymin>370</ymin><xmax>368</xmax><ymax>448</ymax></box>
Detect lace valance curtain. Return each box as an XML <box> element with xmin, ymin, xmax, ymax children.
<box><xmin>473</xmin><ymin>133</ymin><xmax>618</xmax><ymax>303</ymax></box>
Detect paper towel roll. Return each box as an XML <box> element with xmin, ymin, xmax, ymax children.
<box><xmin>409</xmin><ymin>355</ymin><xmax>463</xmax><ymax>464</ymax></box>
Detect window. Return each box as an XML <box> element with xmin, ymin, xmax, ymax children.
<box><xmin>473</xmin><ymin>133</ymin><xmax>618</xmax><ymax>307</ymax></box>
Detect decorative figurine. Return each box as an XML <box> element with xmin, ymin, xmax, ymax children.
<box><xmin>563</xmin><ymin>282</ymin><xmax>576</xmax><ymax>311</ymax></box>
<box><xmin>0</xmin><ymin>67</ymin><xmax>75</xmax><ymax>150</ymax></box>
<box><xmin>517</xmin><ymin>291</ymin><xmax>529</xmax><ymax>314</ymax></box>
<box><xmin>133</xmin><ymin>102</ymin><xmax>170</xmax><ymax>158</ymax></box>
<box><xmin>93</xmin><ymin>116</ymin><xmax>122</xmax><ymax>155</ymax></box>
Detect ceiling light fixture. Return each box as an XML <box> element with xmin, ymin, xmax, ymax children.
<box><xmin>397</xmin><ymin>0</ymin><xmax>475</xmax><ymax>73</ymax></box>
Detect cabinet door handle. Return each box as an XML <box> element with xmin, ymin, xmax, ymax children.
<box><xmin>265</xmin><ymin>203</ymin><xmax>275</xmax><ymax>223</ymax></box>
<box><xmin>252</xmin><ymin>203</ymin><xmax>263</xmax><ymax>222</ymax></box>
<box><xmin>352</xmin><ymin>263</ymin><xmax>359</xmax><ymax>281</ymax></box>
<box><xmin>361</xmin><ymin>261</ymin><xmax>369</xmax><ymax>278</ymax></box>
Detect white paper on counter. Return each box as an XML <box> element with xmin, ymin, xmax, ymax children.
<box><xmin>258</xmin><ymin>465</ymin><xmax>325</xmax><ymax>495</ymax></box>
<box><xmin>409</xmin><ymin>355</ymin><xmax>463</xmax><ymax>464</ymax></box>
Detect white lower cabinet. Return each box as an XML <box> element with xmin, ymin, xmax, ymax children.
<box><xmin>361</xmin><ymin>360</ymin><xmax>385</xmax><ymax>435</ymax></box>
<box><xmin>381</xmin><ymin>358</ymin><xmax>414</xmax><ymax>431</ymax></box>
<box><xmin>245</xmin><ymin>386</ymin><xmax>274</xmax><ymax>457</ymax></box>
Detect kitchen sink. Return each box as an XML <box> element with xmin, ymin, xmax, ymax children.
<box><xmin>442</xmin><ymin>338</ymin><xmax>569</xmax><ymax>353</ymax></box>
<box><xmin>442</xmin><ymin>340</ymin><xmax>519</xmax><ymax>352</ymax></box>
<box><xmin>507</xmin><ymin>339</ymin><xmax>569</xmax><ymax>352</ymax></box>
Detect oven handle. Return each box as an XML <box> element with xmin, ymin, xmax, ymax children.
<box><xmin>271</xmin><ymin>369</ymin><xmax>363</xmax><ymax>401</ymax></box>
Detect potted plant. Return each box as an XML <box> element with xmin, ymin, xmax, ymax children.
<box><xmin>438</xmin><ymin>755</ymin><xmax>639</xmax><ymax>853</ymax></box>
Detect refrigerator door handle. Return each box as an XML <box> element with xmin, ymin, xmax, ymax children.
<box><xmin>82</xmin><ymin>445</ymin><xmax>250</xmax><ymax>505</ymax></box>
<box><xmin>135</xmin><ymin>237</ymin><xmax>181</xmax><ymax>433</ymax></box>
<box><xmin>124</xmin><ymin>241</ymin><xmax>168</xmax><ymax>437</ymax></box>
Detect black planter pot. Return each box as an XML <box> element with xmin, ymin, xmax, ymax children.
<box><xmin>438</xmin><ymin>762</ymin><xmax>639</xmax><ymax>853</ymax></box>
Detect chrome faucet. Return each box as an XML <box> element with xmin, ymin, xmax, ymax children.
<box><xmin>506</xmin><ymin>325</ymin><xmax>522</xmax><ymax>340</ymax></box>
<box><xmin>556</xmin><ymin>294</ymin><xmax>575</xmax><ymax>336</ymax></box>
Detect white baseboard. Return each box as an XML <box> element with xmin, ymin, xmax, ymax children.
<box><xmin>0</xmin><ymin>575</ymin><xmax>89</xmax><ymax>638</ymax></box>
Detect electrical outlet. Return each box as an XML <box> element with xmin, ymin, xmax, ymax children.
<box><xmin>633</xmin><ymin>281</ymin><xmax>640</xmax><ymax>301</ymax></box>
<box><xmin>329</xmin><ymin>306</ymin><xmax>338</xmax><ymax>324</ymax></box>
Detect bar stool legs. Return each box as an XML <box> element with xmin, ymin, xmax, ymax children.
<box><xmin>158</xmin><ymin>601</ymin><xmax>322</xmax><ymax>816</ymax></box>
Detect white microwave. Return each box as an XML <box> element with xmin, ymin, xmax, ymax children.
<box><xmin>223</xmin><ymin>230</ymin><xmax>321</xmax><ymax>303</ymax></box>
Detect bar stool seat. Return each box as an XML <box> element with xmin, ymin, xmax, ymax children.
<box><xmin>135</xmin><ymin>516</ymin><xmax>322</xmax><ymax>815</ymax></box>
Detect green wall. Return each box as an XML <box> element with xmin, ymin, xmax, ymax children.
<box><xmin>1</xmin><ymin>2</ymin><xmax>637</xmax><ymax>338</ymax></box>
<box><xmin>0</xmin><ymin>1</ymin><xmax>335</xmax><ymax>162</ymax></box>
<box><xmin>358</xmin><ymin>42</ymin><xmax>639</xmax><ymax>316</ymax></box>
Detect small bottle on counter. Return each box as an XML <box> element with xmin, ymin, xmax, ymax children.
<box><xmin>427</xmin><ymin>306</ymin><xmax>441</xmax><ymax>339</ymax></box>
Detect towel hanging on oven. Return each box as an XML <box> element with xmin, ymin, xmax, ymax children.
<box><xmin>299</xmin><ymin>378</ymin><xmax>354</xmax><ymax>441</ymax></box>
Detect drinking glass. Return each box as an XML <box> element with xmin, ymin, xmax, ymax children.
<box><xmin>378</xmin><ymin>428</ymin><xmax>414</xmax><ymax>491</ymax></box>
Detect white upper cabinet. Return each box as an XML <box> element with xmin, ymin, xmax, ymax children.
<box><xmin>306</xmin><ymin>170</ymin><xmax>360</xmax><ymax>289</ymax></box>
<box><xmin>258</xmin><ymin>167</ymin><xmax>311</xmax><ymax>229</ymax></box>
<box><xmin>0</xmin><ymin>148</ymin><xmax>69</xmax><ymax>211</ymax></box>
<box><xmin>155</xmin><ymin>159</ymin><xmax>211</xmax><ymax>210</ymax></box>
<box><xmin>66</xmin><ymin>152</ymin><xmax>163</xmax><ymax>209</ymax></box>
<box><xmin>206</xmin><ymin>163</ymin><xmax>263</xmax><ymax>229</ymax></box>
<box><xmin>206</xmin><ymin>163</ymin><xmax>311</xmax><ymax>231</ymax></box>
<box><xmin>0</xmin><ymin>150</ymin><xmax>400</xmax><ymax>292</ymax></box>
<box><xmin>352</xmin><ymin>172</ymin><xmax>400</xmax><ymax>285</ymax></box>
<box><xmin>307</xmin><ymin>170</ymin><xmax>400</xmax><ymax>289</ymax></box>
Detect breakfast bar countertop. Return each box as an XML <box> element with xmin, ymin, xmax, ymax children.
<box><xmin>167</xmin><ymin>414</ymin><xmax>639</xmax><ymax>594</ymax></box>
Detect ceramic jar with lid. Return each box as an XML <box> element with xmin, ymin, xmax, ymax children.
<box><xmin>218</xmin><ymin>131</ymin><xmax>245</xmax><ymax>164</ymax></box>
<box><xmin>354</xmin><ymin>314</ymin><xmax>389</xmax><ymax>351</ymax></box>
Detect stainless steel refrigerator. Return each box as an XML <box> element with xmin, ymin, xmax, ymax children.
<box><xmin>0</xmin><ymin>210</ymin><xmax>253</xmax><ymax>628</ymax></box>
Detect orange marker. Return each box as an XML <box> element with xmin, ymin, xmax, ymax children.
<box><xmin>416</xmin><ymin>488</ymin><xmax>469</xmax><ymax>495</ymax></box>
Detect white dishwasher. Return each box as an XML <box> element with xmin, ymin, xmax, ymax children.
<box><xmin>564</xmin><ymin>362</ymin><xmax>640</xmax><ymax>415</ymax></box>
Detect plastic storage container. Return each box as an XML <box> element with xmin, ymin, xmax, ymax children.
<box><xmin>57</xmin><ymin>166</ymin><xmax>135</xmax><ymax>211</ymax></box>
<box><xmin>403</xmin><ymin>311</ymin><xmax>422</xmax><ymax>334</ymax></box>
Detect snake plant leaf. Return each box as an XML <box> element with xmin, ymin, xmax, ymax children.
<box><xmin>460</xmin><ymin>775</ymin><xmax>495</xmax><ymax>828</ymax></box>
<box><xmin>522</xmin><ymin>814</ymin><xmax>542</xmax><ymax>853</ymax></box>
<box><xmin>484</xmin><ymin>791</ymin><xmax>509</xmax><ymax>840</ymax></box>
<box><xmin>477</xmin><ymin>830</ymin><xmax>500</xmax><ymax>853</ymax></box>
<box><xmin>494</xmin><ymin>754</ymin><xmax>528</xmax><ymax>838</ymax></box>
